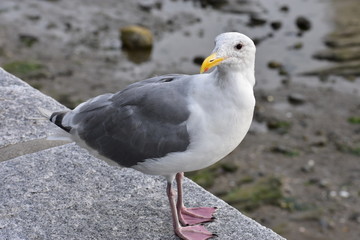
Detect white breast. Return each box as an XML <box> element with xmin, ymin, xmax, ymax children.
<box><xmin>133</xmin><ymin>73</ymin><xmax>255</xmax><ymax>177</ymax></box>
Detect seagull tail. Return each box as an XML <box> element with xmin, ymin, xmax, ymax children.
<box><xmin>37</xmin><ymin>107</ymin><xmax>73</xmax><ymax>141</ymax></box>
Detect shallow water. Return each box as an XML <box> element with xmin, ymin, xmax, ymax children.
<box><xmin>128</xmin><ymin>0</ymin><xmax>358</xmax><ymax>95</ymax></box>
<box><xmin>1</xmin><ymin>0</ymin><xmax>357</xmax><ymax>103</ymax></box>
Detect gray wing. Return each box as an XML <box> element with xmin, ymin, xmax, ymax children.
<box><xmin>56</xmin><ymin>74</ymin><xmax>191</xmax><ymax>167</ymax></box>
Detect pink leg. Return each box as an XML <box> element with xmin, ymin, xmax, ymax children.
<box><xmin>176</xmin><ymin>172</ymin><xmax>217</xmax><ymax>226</ymax></box>
<box><xmin>166</xmin><ymin>182</ymin><xmax>215</xmax><ymax>240</ymax></box>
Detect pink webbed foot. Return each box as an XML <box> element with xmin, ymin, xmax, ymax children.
<box><xmin>179</xmin><ymin>207</ymin><xmax>217</xmax><ymax>226</ymax></box>
<box><xmin>176</xmin><ymin>225</ymin><xmax>216</xmax><ymax>240</ymax></box>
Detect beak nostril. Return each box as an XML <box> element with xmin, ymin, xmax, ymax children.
<box><xmin>200</xmin><ymin>53</ymin><xmax>225</xmax><ymax>73</ymax></box>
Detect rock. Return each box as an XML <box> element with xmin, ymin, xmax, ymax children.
<box><xmin>281</xmin><ymin>78</ymin><xmax>291</xmax><ymax>85</ymax></box>
<box><xmin>220</xmin><ymin>162</ymin><xmax>238</xmax><ymax>173</ymax></box>
<box><xmin>266</xmin><ymin>60</ymin><xmax>288</xmax><ymax>76</ymax></box>
<box><xmin>301</xmin><ymin>159</ymin><xmax>315</xmax><ymax>173</ymax></box>
<box><xmin>120</xmin><ymin>25</ymin><xmax>153</xmax><ymax>49</ymax></box>
<box><xmin>349</xmin><ymin>212</ymin><xmax>360</xmax><ymax>223</ymax></box>
<box><xmin>339</xmin><ymin>190</ymin><xmax>350</xmax><ymax>198</ymax></box>
<box><xmin>318</xmin><ymin>179</ymin><xmax>330</xmax><ymax>189</ymax></box>
<box><xmin>199</xmin><ymin>0</ymin><xmax>228</xmax><ymax>9</ymax></box>
<box><xmin>289</xmin><ymin>42</ymin><xmax>303</xmax><ymax>50</ymax></box>
<box><xmin>247</xmin><ymin>14</ymin><xmax>267</xmax><ymax>27</ymax></box>
<box><xmin>313</xmin><ymin>46</ymin><xmax>360</xmax><ymax>62</ymax></box>
<box><xmin>267</xmin><ymin>119</ymin><xmax>292</xmax><ymax>134</ymax></box>
<box><xmin>302</xmin><ymin>60</ymin><xmax>360</xmax><ymax>76</ymax></box>
<box><xmin>270</xmin><ymin>21</ymin><xmax>282</xmax><ymax>30</ymax></box>
<box><xmin>324</xmin><ymin>33</ymin><xmax>360</xmax><ymax>48</ymax></box>
<box><xmin>262</xmin><ymin>95</ymin><xmax>274</xmax><ymax>102</ymax></box>
<box><xmin>310</xmin><ymin>136</ymin><xmax>328</xmax><ymax>147</ymax></box>
<box><xmin>267</xmin><ymin>61</ymin><xmax>282</xmax><ymax>69</ymax></box>
<box><xmin>193</xmin><ymin>56</ymin><xmax>205</xmax><ymax>66</ymax></box>
<box><xmin>138</xmin><ymin>0</ymin><xmax>162</xmax><ymax>11</ymax></box>
<box><xmin>123</xmin><ymin>48</ymin><xmax>152</xmax><ymax>64</ymax></box>
<box><xmin>18</xmin><ymin>34</ymin><xmax>39</xmax><ymax>47</ymax></box>
<box><xmin>278</xmin><ymin>68</ymin><xmax>289</xmax><ymax>76</ymax></box>
<box><xmin>1</xmin><ymin>145</ymin><xmax>284</xmax><ymax>240</ymax></box>
<box><xmin>271</xmin><ymin>145</ymin><xmax>299</xmax><ymax>157</ymax></box>
<box><xmin>295</xmin><ymin>16</ymin><xmax>311</xmax><ymax>31</ymax></box>
<box><xmin>279</xmin><ymin>5</ymin><xmax>289</xmax><ymax>12</ymax></box>
<box><xmin>26</xmin><ymin>15</ymin><xmax>41</xmax><ymax>21</ymax></box>
<box><xmin>287</xmin><ymin>93</ymin><xmax>306</xmax><ymax>105</ymax></box>
<box><xmin>307</xmin><ymin>177</ymin><xmax>320</xmax><ymax>185</ymax></box>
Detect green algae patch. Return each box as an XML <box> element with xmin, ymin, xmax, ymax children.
<box><xmin>222</xmin><ymin>176</ymin><xmax>283</xmax><ymax>211</ymax></box>
<box><xmin>348</xmin><ymin>116</ymin><xmax>360</xmax><ymax>124</ymax></box>
<box><xmin>3</xmin><ymin>61</ymin><xmax>45</xmax><ymax>78</ymax></box>
<box><xmin>187</xmin><ymin>162</ymin><xmax>239</xmax><ymax>188</ymax></box>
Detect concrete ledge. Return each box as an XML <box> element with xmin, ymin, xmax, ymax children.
<box><xmin>0</xmin><ymin>68</ymin><xmax>285</xmax><ymax>240</ymax></box>
<box><xmin>0</xmin><ymin>67</ymin><xmax>66</xmax><ymax>148</ymax></box>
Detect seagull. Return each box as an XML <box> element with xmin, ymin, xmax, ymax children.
<box><xmin>40</xmin><ymin>32</ymin><xmax>256</xmax><ymax>240</ymax></box>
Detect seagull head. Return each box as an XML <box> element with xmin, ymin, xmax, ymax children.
<box><xmin>200</xmin><ymin>32</ymin><xmax>256</xmax><ymax>74</ymax></box>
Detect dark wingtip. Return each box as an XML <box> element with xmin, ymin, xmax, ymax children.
<box><xmin>50</xmin><ymin>111</ymin><xmax>72</xmax><ymax>133</ymax></box>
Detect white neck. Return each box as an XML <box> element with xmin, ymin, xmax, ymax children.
<box><xmin>212</xmin><ymin>64</ymin><xmax>255</xmax><ymax>89</ymax></box>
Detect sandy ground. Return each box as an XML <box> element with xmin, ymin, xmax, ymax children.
<box><xmin>0</xmin><ymin>0</ymin><xmax>359</xmax><ymax>239</ymax></box>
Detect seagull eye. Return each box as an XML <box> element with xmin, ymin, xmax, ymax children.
<box><xmin>235</xmin><ymin>43</ymin><xmax>243</xmax><ymax>50</ymax></box>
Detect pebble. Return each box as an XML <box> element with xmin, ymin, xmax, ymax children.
<box><xmin>267</xmin><ymin>61</ymin><xmax>282</xmax><ymax>69</ymax></box>
<box><xmin>301</xmin><ymin>159</ymin><xmax>315</xmax><ymax>173</ymax></box>
<box><xmin>279</xmin><ymin>5</ymin><xmax>289</xmax><ymax>12</ymax></box>
<box><xmin>281</xmin><ymin>78</ymin><xmax>291</xmax><ymax>85</ymax></box>
<box><xmin>18</xmin><ymin>34</ymin><xmax>39</xmax><ymax>47</ymax></box>
<box><xmin>120</xmin><ymin>25</ymin><xmax>153</xmax><ymax>49</ymax></box>
<box><xmin>349</xmin><ymin>212</ymin><xmax>360</xmax><ymax>223</ymax></box>
<box><xmin>292</xmin><ymin>42</ymin><xmax>303</xmax><ymax>49</ymax></box>
<box><xmin>329</xmin><ymin>190</ymin><xmax>337</xmax><ymax>198</ymax></box>
<box><xmin>270</xmin><ymin>21</ymin><xmax>282</xmax><ymax>30</ymax></box>
<box><xmin>288</xmin><ymin>93</ymin><xmax>306</xmax><ymax>105</ymax></box>
<box><xmin>265</xmin><ymin>95</ymin><xmax>274</xmax><ymax>102</ymax></box>
<box><xmin>138</xmin><ymin>0</ymin><xmax>162</xmax><ymax>11</ymax></box>
<box><xmin>310</xmin><ymin>136</ymin><xmax>328</xmax><ymax>147</ymax></box>
<box><xmin>318</xmin><ymin>179</ymin><xmax>329</xmax><ymax>189</ymax></box>
<box><xmin>247</xmin><ymin>14</ymin><xmax>267</xmax><ymax>27</ymax></box>
<box><xmin>339</xmin><ymin>190</ymin><xmax>350</xmax><ymax>198</ymax></box>
<box><xmin>193</xmin><ymin>56</ymin><xmax>205</xmax><ymax>66</ymax></box>
<box><xmin>296</xmin><ymin>16</ymin><xmax>312</xmax><ymax>31</ymax></box>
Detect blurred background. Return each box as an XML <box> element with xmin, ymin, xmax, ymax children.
<box><xmin>0</xmin><ymin>0</ymin><xmax>359</xmax><ymax>239</ymax></box>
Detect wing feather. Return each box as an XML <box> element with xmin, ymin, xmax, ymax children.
<box><xmin>67</xmin><ymin>75</ymin><xmax>191</xmax><ymax>167</ymax></box>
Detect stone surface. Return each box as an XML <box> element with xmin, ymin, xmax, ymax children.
<box><xmin>0</xmin><ymin>144</ymin><xmax>285</xmax><ymax>240</ymax></box>
<box><xmin>0</xmin><ymin>68</ymin><xmax>66</xmax><ymax>148</ymax></box>
<box><xmin>0</xmin><ymin>69</ymin><xmax>285</xmax><ymax>239</ymax></box>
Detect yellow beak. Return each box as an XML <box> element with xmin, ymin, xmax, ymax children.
<box><xmin>200</xmin><ymin>53</ymin><xmax>226</xmax><ymax>73</ymax></box>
